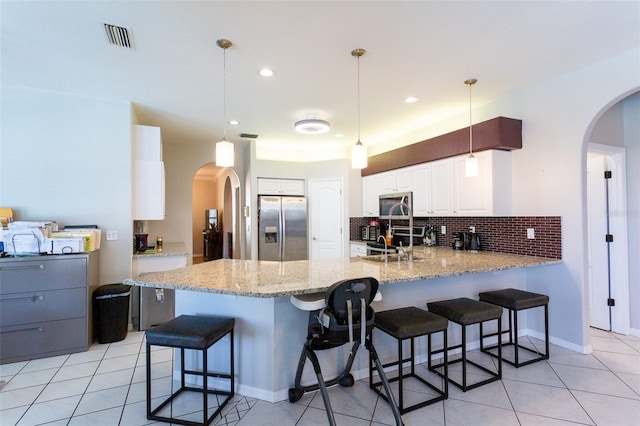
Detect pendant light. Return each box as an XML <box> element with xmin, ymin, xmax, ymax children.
<box><xmin>216</xmin><ymin>39</ymin><xmax>234</xmax><ymax>168</ymax></box>
<box><xmin>351</xmin><ymin>48</ymin><xmax>367</xmax><ymax>169</ymax></box>
<box><xmin>464</xmin><ymin>78</ymin><xmax>478</xmax><ymax>177</ymax></box>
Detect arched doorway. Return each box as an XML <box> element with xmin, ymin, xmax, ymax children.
<box><xmin>192</xmin><ymin>164</ymin><xmax>243</xmax><ymax>263</ymax></box>
<box><xmin>584</xmin><ymin>91</ymin><xmax>638</xmax><ymax>334</ymax></box>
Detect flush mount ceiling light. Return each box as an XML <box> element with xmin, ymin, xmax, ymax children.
<box><xmin>351</xmin><ymin>48</ymin><xmax>367</xmax><ymax>169</ymax></box>
<box><xmin>294</xmin><ymin>118</ymin><xmax>330</xmax><ymax>134</ymax></box>
<box><xmin>258</xmin><ymin>68</ymin><xmax>274</xmax><ymax>77</ymax></box>
<box><xmin>215</xmin><ymin>39</ymin><xmax>234</xmax><ymax>168</ymax></box>
<box><xmin>464</xmin><ymin>78</ymin><xmax>478</xmax><ymax>177</ymax></box>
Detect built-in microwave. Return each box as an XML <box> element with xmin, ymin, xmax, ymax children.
<box><xmin>379</xmin><ymin>192</ymin><xmax>413</xmax><ymax>220</ymax></box>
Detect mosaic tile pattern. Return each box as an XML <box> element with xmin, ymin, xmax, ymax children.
<box><xmin>350</xmin><ymin>216</ymin><xmax>562</xmax><ymax>259</ymax></box>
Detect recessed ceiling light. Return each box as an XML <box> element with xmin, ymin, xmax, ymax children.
<box><xmin>228</xmin><ymin>120</ymin><xmax>239</xmax><ymax>125</ymax></box>
<box><xmin>258</xmin><ymin>68</ymin><xmax>274</xmax><ymax>77</ymax></box>
<box><xmin>404</xmin><ymin>96</ymin><xmax>419</xmax><ymax>103</ymax></box>
<box><xmin>334</xmin><ymin>133</ymin><xmax>344</xmax><ymax>138</ymax></box>
<box><xmin>294</xmin><ymin>119</ymin><xmax>330</xmax><ymax>134</ymax></box>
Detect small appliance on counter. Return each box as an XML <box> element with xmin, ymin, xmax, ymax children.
<box><xmin>452</xmin><ymin>231</ymin><xmax>481</xmax><ymax>250</ymax></box>
<box><xmin>360</xmin><ymin>225</ymin><xmax>380</xmax><ymax>241</ymax></box>
<box><xmin>452</xmin><ymin>233</ymin><xmax>465</xmax><ymax>250</ymax></box>
<box><xmin>134</xmin><ymin>233</ymin><xmax>148</xmax><ymax>252</ymax></box>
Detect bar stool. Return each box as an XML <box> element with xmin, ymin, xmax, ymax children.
<box><xmin>146</xmin><ymin>314</ymin><xmax>234</xmax><ymax>426</ymax></box>
<box><xmin>427</xmin><ymin>297</ymin><xmax>502</xmax><ymax>392</ymax></box>
<box><xmin>478</xmin><ymin>288</ymin><xmax>549</xmax><ymax>367</ymax></box>
<box><xmin>370</xmin><ymin>306</ymin><xmax>449</xmax><ymax>414</ymax></box>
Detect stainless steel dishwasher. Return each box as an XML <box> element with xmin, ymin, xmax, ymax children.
<box><xmin>132</xmin><ymin>285</ymin><xmax>175</xmax><ymax>330</ymax></box>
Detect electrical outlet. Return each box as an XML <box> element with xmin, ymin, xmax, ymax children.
<box><xmin>527</xmin><ymin>228</ymin><xmax>535</xmax><ymax>239</ymax></box>
<box><xmin>106</xmin><ymin>230</ymin><xmax>118</xmax><ymax>240</ymax></box>
<box><xmin>470</xmin><ymin>226</ymin><xmax>476</xmax><ymax>233</ymax></box>
<box><xmin>441</xmin><ymin>225</ymin><xmax>446</xmax><ymax>235</ymax></box>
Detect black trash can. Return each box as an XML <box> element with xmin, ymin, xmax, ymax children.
<box><xmin>93</xmin><ymin>284</ymin><xmax>131</xmax><ymax>344</ymax></box>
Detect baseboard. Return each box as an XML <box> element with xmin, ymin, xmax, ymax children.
<box><xmin>630</xmin><ymin>327</ymin><xmax>640</xmax><ymax>338</ymax></box>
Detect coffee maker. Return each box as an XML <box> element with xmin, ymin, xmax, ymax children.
<box><xmin>452</xmin><ymin>231</ymin><xmax>480</xmax><ymax>250</ymax></box>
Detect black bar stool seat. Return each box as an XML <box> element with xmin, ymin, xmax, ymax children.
<box><xmin>427</xmin><ymin>297</ymin><xmax>503</xmax><ymax>392</ymax></box>
<box><xmin>146</xmin><ymin>314</ymin><xmax>235</xmax><ymax>426</ymax></box>
<box><xmin>479</xmin><ymin>288</ymin><xmax>549</xmax><ymax>367</ymax></box>
<box><xmin>370</xmin><ymin>306</ymin><xmax>449</xmax><ymax>414</ymax></box>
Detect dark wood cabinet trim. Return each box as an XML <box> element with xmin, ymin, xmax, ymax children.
<box><xmin>361</xmin><ymin>116</ymin><xmax>522</xmax><ymax>176</ymax></box>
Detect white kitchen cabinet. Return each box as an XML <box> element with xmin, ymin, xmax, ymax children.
<box><xmin>453</xmin><ymin>150</ymin><xmax>512</xmax><ymax>216</ymax></box>
<box><xmin>362</xmin><ymin>150</ymin><xmax>511</xmax><ymax>218</ymax></box>
<box><xmin>132</xmin><ymin>125</ymin><xmax>162</xmax><ymax>161</ymax></box>
<box><xmin>132</xmin><ymin>125</ymin><xmax>165</xmax><ymax>220</ymax></box>
<box><xmin>349</xmin><ymin>242</ymin><xmax>367</xmax><ymax>257</ymax></box>
<box><xmin>380</xmin><ymin>168</ymin><xmax>412</xmax><ymax>194</ymax></box>
<box><xmin>362</xmin><ymin>174</ymin><xmax>382</xmax><ymax>216</ymax></box>
<box><xmin>257</xmin><ymin>178</ymin><xmax>305</xmax><ymax>195</ymax></box>
<box><xmin>411</xmin><ymin>164</ymin><xmax>431</xmax><ymax>216</ymax></box>
<box><xmin>431</xmin><ymin>159</ymin><xmax>455</xmax><ymax>215</ymax></box>
<box><xmin>407</xmin><ymin>160</ymin><xmax>454</xmax><ymax>216</ymax></box>
<box><xmin>133</xmin><ymin>160</ymin><xmax>165</xmax><ymax>220</ymax></box>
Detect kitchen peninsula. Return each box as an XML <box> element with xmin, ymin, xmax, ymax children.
<box><xmin>124</xmin><ymin>248</ymin><xmax>560</xmax><ymax>402</ymax></box>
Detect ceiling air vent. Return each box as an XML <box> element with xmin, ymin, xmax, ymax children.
<box><xmin>240</xmin><ymin>133</ymin><xmax>259</xmax><ymax>139</ymax></box>
<box><xmin>103</xmin><ymin>23</ymin><xmax>133</xmax><ymax>49</ymax></box>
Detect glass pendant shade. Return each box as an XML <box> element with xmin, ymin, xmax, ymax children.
<box><xmin>464</xmin><ymin>78</ymin><xmax>478</xmax><ymax>177</ymax></box>
<box><xmin>465</xmin><ymin>153</ymin><xmax>478</xmax><ymax>177</ymax></box>
<box><xmin>352</xmin><ymin>140</ymin><xmax>367</xmax><ymax>169</ymax></box>
<box><xmin>216</xmin><ymin>39</ymin><xmax>234</xmax><ymax>168</ymax></box>
<box><xmin>216</xmin><ymin>137</ymin><xmax>234</xmax><ymax>167</ymax></box>
<box><xmin>351</xmin><ymin>48</ymin><xmax>367</xmax><ymax>169</ymax></box>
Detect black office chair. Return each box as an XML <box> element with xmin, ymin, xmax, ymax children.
<box><xmin>288</xmin><ymin>277</ymin><xmax>403</xmax><ymax>426</ymax></box>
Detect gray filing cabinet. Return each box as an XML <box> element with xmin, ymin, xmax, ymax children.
<box><xmin>0</xmin><ymin>252</ymin><xmax>99</xmax><ymax>364</ymax></box>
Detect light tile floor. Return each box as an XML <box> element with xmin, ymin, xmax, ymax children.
<box><xmin>0</xmin><ymin>327</ymin><xmax>638</xmax><ymax>425</ymax></box>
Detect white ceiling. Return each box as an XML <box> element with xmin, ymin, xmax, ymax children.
<box><xmin>2</xmin><ymin>1</ymin><xmax>638</xmax><ymax>163</ymax></box>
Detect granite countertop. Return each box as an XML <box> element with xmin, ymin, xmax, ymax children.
<box><xmin>132</xmin><ymin>242</ymin><xmax>189</xmax><ymax>258</ymax></box>
<box><xmin>124</xmin><ymin>247</ymin><xmax>561</xmax><ymax>298</ymax></box>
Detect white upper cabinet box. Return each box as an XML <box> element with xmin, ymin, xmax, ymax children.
<box><xmin>133</xmin><ymin>125</ymin><xmax>162</xmax><ymax>161</ymax></box>
<box><xmin>410</xmin><ymin>160</ymin><xmax>455</xmax><ymax>216</ymax></box>
<box><xmin>453</xmin><ymin>150</ymin><xmax>511</xmax><ymax>216</ymax></box>
<box><xmin>133</xmin><ymin>160</ymin><xmax>165</xmax><ymax>220</ymax></box>
<box><xmin>132</xmin><ymin>125</ymin><xmax>165</xmax><ymax>220</ymax></box>
<box><xmin>380</xmin><ymin>168</ymin><xmax>411</xmax><ymax>194</ymax></box>
<box><xmin>362</xmin><ymin>174</ymin><xmax>382</xmax><ymax>216</ymax></box>
<box><xmin>431</xmin><ymin>159</ymin><xmax>455</xmax><ymax>215</ymax></box>
<box><xmin>257</xmin><ymin>178</ymin><xmax>305</xmax><ymax>195</ymax></box>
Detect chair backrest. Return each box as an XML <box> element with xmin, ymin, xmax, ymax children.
<box><xmin>325</xmin><ymin>277</ymin><xmax>378</xmax><ymax>325</ymax></box>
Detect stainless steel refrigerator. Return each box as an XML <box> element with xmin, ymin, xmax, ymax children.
<box><xmin>258</xmin><ymin>195</ymin><xmax>308</xmax><ymax>261</ymax></box>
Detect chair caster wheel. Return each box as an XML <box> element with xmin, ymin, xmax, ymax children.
<box><xmin>288</xmin><ymin>388</ymin><xmax>303</xmax><ymax>402</ymax></box>
<box><xmin>339</xmin><ymin>374</ymin><xmax>354</xmax><ymax>387</ymax></box>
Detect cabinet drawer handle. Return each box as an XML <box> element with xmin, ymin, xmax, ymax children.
<box><xmin>1</xmin><ymin>326</ymin><xmax>44</xmax><ymax>334</ymax></box>
<box><xmin>0</xmin><ymin>295</ymin><xmax>45</xmax><ymax>303</ymax></box>
<box><xmin>0</xmin><ymin>264</ymin><xmax>45</xmax><ymax>271</ymax></box>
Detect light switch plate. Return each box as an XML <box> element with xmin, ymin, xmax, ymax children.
<box><xmin>106</xmin><ymin>230</ymin><xmax>118</xmax><ymax>240</ymax></box>
<box><xmin>441</xmin><ymin>225</ymin><xmax>446</xmax><ymax>235</ymax></box>
<box><xmin>527</xmin><ymin>228</ymin><xmax>535</xmax><ymax>239</ymax></box>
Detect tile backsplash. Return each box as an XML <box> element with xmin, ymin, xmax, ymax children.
<box><xmin>350</xmin><ymin>216</ymin><xmax>561</xmax><ymax>259</ymax></box>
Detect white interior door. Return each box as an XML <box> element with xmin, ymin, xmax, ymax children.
<box><xmin>309</xmin><ymin>179</ymin><xmax>343</xmax><ymax>259</ymax></box>
<box><xmin>587</xmin><ymin>154</ymin><xmax>610</xmax><ymax>330</ymax></box>
<box><xmin>586</xmin><ymin>145</ymin><xmax>630</xmax><ymax>334</ymax></box>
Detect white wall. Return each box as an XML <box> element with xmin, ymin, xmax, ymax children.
<box><xmin>486</xmin><ymin>49</ymin><xmax>639</xmax><ymax>346</ymax></box>
<box><xmin>0</xmin><ymin>87</ymin><xmax>132</xmax><ymax>284</ymax></box>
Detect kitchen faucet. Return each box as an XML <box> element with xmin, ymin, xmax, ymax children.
<box><xmin>376</xmin><ymin>234</ymin><xmax>389</xmax><ymax>263</ymax></box>
<box><xmin>388</xmin><ymin>202</ymin><xmax>413</xmax><ymax>261</ymax></box>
